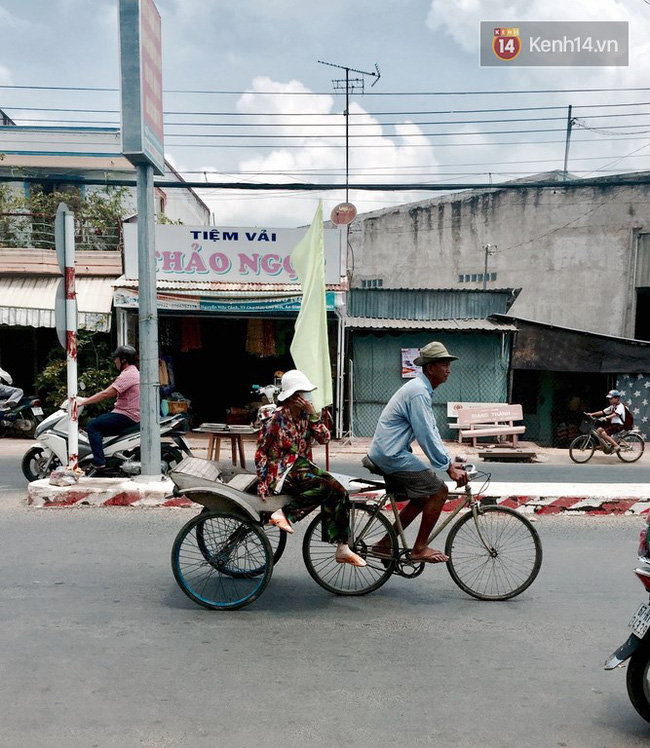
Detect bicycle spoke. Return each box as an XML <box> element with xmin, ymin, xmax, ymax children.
<box><xmin>303</xmin><ymin>505</ymin><xmax>397</xmax><ymax>596</ymax></box>
<box><xmin>172</xmin><ymin>513</ymin><xmax>272</xmax><ymax>610</ymax></box>
<box><xmin>446</xmin><ymin>507</ymin><xmax>542</xmax><ymax>600</ymax></box>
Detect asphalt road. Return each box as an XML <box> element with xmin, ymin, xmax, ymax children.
<box><xmin>1</xmin><ymin>488</ymin><xmax>650</xmax><ymax>748</ymax></box>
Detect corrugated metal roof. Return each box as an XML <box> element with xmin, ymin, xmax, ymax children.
<box><xmin>491</xmin><ymin>314</ymin><xmax>650</xmax><ymax>346</ymax></box>
<box><xmin>0</xmin><ymin>277</ymin><xmax>113</xmax><ymax>331</ymax></box>
<box><xmin>346</xmin><ymin>317</ymin><xmax>517</xmax><ymax>332</ymax></box>
<box><xmin>348</xmin><ymin>288</ymin><xmax>518</xmax><ymax>320</ymax></box>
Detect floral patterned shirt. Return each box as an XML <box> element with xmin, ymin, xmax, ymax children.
<box><xmin>255</xmin><ymin>406</ymin><xmax>330</xmax><ymax>498</ymax></box>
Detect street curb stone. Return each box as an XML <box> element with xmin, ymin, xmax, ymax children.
<box><xmin>26</xmin><ymin>477</ymin><xmax>650</xmax><ymax>515</ymax></box>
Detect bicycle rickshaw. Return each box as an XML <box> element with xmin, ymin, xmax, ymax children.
<box><xmin>169</xmin><ymin>456</ymin><xmax>543</xmax><ymax>611</ymax></box>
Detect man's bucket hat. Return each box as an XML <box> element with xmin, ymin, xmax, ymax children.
<box><xmin>277</xmin><ymin>370</ymin><xmax>317</xmax><ymax>402</ymax></box>
<box><xmin>413</xmin><ymin>342</ymin><xmax>459</xmax><ymax>366</ymax></box>
<box><xmin>606</xmin><ymin>389</ymin><xmax>622</xmax><ymax>399</ymax></box>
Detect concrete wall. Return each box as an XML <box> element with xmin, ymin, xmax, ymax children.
<box><xmin>348</xmin><ymin>181</ymin><xmax>650</xmax><ymax>338</ymax></box>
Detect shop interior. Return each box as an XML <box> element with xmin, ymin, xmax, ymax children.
<box><xmin>158</xmin><ymin>315</ymin><xmax>328</xmax><ymax>427</ymax></box>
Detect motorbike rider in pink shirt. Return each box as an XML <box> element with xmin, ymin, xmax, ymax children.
<box><xmin>77</xmin><ymin>345</ymin><xmax>140</xmax><ymax>470</ymax></box>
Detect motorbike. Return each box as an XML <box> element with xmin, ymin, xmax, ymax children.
<box><xmin>22</xmin><ymin>401</ymin><xmax>193</xmax><ymax>481</ymax></box>
<box><xmin>604</xmin><ymin>525</ymin><xmax>650</xmax><ymax>722</ymax></box>
<box><xmin>0</xmin><ymin>395</ymin><xmax>44</xmax><ymax>438</ymax></box>
<box><xmin>249</xmin><ymin>381</ymin><xmax>280</xmax><ymax>425</ymax></box>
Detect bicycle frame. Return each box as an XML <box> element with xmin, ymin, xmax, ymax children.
<box><xmin>350</xmin><ymin>479</ymin><xmax>492</xmax><ymax>559</ymax></box>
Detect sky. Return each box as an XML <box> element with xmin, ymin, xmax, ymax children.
<box><xmin>1</xmin><ymin>0</ymin><xmax>650</xmax><ymax>226</ymax></box>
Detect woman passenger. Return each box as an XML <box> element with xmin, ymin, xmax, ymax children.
<box><xmin>254</xmin><ymin>369</ymin><xmax>366</xmax><ymax>567</ymax></box>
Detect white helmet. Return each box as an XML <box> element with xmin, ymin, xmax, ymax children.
<box><xmin>277</xmin><ymin>369</ymin><xmax>317</xmax><ymax>402</ymax></box>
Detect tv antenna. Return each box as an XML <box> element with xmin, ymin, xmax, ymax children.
<box><xmin>318</xmin><ymin>60</ymin><xmax>381</xmax><ymax>202</ymax></box>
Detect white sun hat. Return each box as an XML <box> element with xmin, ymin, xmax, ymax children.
<box><xmin>277</xmin><ymin>369</ymin><xmax>318</xmax><ymax>402</ymax></box>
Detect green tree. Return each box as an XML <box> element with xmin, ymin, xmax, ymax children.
<box><xmin>35</xmin><ymin>332</ymin><xmax>116</xmax><ymax>418</ymax></box>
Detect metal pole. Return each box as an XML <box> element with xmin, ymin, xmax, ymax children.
<box><xmin>63</xmin><ymin>207</ymin><xmax>78</xmax><ymax>470</ymax></box>
<box><xmin>483</xmin><ymin>244</ymin><xmax>489</xmax><ymax>291</ymax></box>
<box><xmin>136</xmin><ymin>163</ymin><xmax>161</xmax><ymax>479</ymax></box>
<box><xmin>563</xmin><ymin>105</ymin><xmax>573</xmax><ymax>181</ymax></box>
<box><xmin>483</xmin><ymin>244</ymin><xmax>496</xmax><ymax>290</ymax></box>
<box><xmin>345</xmin><ymin>67</ymin><xmax>350</xmax><ymax>204</ymax></box>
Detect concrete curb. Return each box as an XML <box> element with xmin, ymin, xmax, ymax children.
<box><xmin>26</xmin><ymin>476</ymin><xmax>650</xmax><ymax>515</ymax></box>
<box><xmin>27</xmin><ymin>476</ymin><xmax>192</xmax><ymax>508</ymax></box>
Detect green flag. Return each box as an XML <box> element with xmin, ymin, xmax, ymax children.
<box><xmin>290</xmin><ymin>201</ymin><xmax>332</xmax><ymax>412</ymax></box>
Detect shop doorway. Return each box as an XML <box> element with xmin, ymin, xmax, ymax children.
<box><xmin>159</xmin><ymin>316</ymin><xmax>297</xmax><ymax>425</ymax></box>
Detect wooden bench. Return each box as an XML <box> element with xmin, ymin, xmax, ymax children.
<box><xmin>447</xmin><ymin>402</ymin><xmax>506</xmax><ymax>443</ymax></box>
<box><xmin>456</xmin><ymin>404</ymin><xmax>526</xmax><ymax>448</ymax></box>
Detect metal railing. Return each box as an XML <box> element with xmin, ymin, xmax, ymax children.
<box><xmin>0</xmin><ymin>212</ymin><xmax>123</xmax><ymax>252</ymax></box>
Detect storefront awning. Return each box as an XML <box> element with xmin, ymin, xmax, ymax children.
<box><xmin>0</xmin><ymin>277</ymin><xmax>113</xmax><ymax>331</ymax></box>
<box><xmin>491</xmin><ymin>314</ymin><xmax>650</xmax><ymax>373</ymax></box>
<box><xmin>346</xmin><ymin>317</ymin><xmax>517</xmax><ymax>332</ymax></box>
<box><xmin>113</xmin><ymin>278</ymin><xmax>341</xmax><ymax>313</ymax></box>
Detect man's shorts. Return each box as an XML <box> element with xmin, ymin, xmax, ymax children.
<box><xmin>384</xmin><ymin>468</ymin><xmax>446</xmax><ymax>501</ymax></box>
<box><xmin>603</xmin><ymin>423</ymin><xmax>624</xmax><ymax>436</ymax></box>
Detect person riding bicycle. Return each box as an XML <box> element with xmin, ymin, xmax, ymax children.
<box><xmin>254</xmin><ymin>369</ymin><xmax>367</xmax><ymax>567</ymax></box>
<box><xmin>77</xmin><ymin>345</ymin><xmax>140</xmax><ymax>471</ymax></box>
<box><xmin>587</xmin><ymin>389</ymin><xmax>626</xmax><ymax>453</ymax></box>
<box><xmin>366</xmin><ymin>341</ymin><xmax>468</xmax><ymax>564</ymax></box>
<box><xmin>0</xmin><ymin>366</ymin><xmax>24</xmax><ymax>411</ymax></box>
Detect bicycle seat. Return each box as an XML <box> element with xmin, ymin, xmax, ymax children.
<box><xmin>363</xmin><ymin>454</ymin><xmax>478</xmax><ymax>481</ymax></box>
<box><xmin>361</xmin><ymin>455</ymin><xmax>384</xmax><ymax>476</ymax></box>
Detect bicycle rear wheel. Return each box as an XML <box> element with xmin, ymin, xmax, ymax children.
<box><xmin>302</xmin><ymin>503</ymin><xmax>398</xmax><ymax>596</ymax></box>
<box><xmin>617</xmin><ymin>433</ymin><xmax>645</xmax><ymax>463</ymax></box>
<box><xmin>197</xmin><ymin>506</ymin><xmax>286</xmax><ymax>575</ymax></box>
<box><xmin>445</xmin><ymin>506</ymin><xmax>542</xmax><ymax>601</ymax></box>
<box><xmin>569</xmin><ymin>435</ymin><xmax>595</xmax><ymax>463</ymax></box>
<box><xmin>172</xmin><ymin>511</ymin><xmax>273</xmax><ymax>610</ymax></box>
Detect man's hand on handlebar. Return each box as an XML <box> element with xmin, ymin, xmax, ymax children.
<box><xmin>447</xmin><ymin>463</ymin><xmax>469</xmax><ymax>487</ymax></box>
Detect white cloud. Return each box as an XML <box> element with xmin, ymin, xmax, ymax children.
<box><xmin>427</xmin><ymin>0</ymin><xmax>633</xmax><ymax>53</ymax></box>
<box><xmin>192</xmin><ymin>76</ymin><xmax>441</xmax><ymax>226</ymax></box>
<box><xmin>0</xmin><ymin>65</ymin><xmax>12</xmax><ymax>86</ymax></box>
<box><xmin>0</xmin><ymin>4</ymin><xmax>30</xmax><ymax>29</ymax></box>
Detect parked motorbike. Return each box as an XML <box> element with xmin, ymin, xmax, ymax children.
<box><xmin>22</xmin><ymin>401</ymin><xmax>193</xmax><ymax>481</ymax></box>
<box><xmin>604</xmin><ymin>526</ymin><xmax>650</xmax><ymax>722</ymax></box>
<box><xmin>250</xmin><ymin>381</ymin><xmax>280</xmax><ymax>425</ymax></box>
<box><xmin>0</xmin><ymin>395</ymin><xmax>43</xmax><ymax>438</ymax></box>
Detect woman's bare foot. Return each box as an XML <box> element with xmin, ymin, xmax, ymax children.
<box><xmin>335</xmin><ymin>543</ymin><xmax>367</xmax><ymax>567</ymax></box>
<box><xmin>269</xmin><ymin>509</ymin><xmax>294</xmax><ymax>534</ymax></box>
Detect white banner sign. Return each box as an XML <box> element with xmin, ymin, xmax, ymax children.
<box><xmin>123</xmin><ymin>224</ymin><xmax>343</xmax><ymax>284</ymax></box>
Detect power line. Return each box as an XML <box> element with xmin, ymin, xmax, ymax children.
<box><xmin>8</xmin><ymin>100</ymin><xmax>650</xmax><ymax>118</ymax></box>
<box><xmin>2</xmin><ymin>173</ymin><xmax>650</xmax><ymax>190</ymax></box>
<box><xmin>4</xmin><ymin>84</ymin><xmax>650</xmax><ymax>96</ymax></box>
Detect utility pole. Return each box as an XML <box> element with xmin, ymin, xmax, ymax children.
<box><xmin>563</xmin><ymin>105</ymin><xmax>574</xmax><ymax>181</ymax></box>
<box><xmin>318</xmin><ymin>60</ymin><xmax>380</xmax><ymax>202</ymax></box>
<box><xmin>483</xmin><ymin>244</ymin><xmax>496</xmax><ymax>290</ymax></box>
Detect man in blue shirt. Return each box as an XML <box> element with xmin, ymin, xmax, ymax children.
<box><xmin>367</xmin><ymin>341</ymin><xmax>468</xmax><ymax>563</ymax></box>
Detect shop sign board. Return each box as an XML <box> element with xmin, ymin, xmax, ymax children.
<box><xmin>119</xmin><ymin>0</ymin><xmax>165</xmax><ymax>175</ymax></box>
<box><xmin>123</xmin><ymin>224</ymin><xmax>343</xmax><ymax>285</ymax></box>
<box><xmin>113</xmin><ymin>288</ymin><xmax>338</xmax><ymax>313</ymax></box>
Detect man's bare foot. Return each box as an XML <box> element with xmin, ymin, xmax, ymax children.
<box><xmin>370</xmin><ymin>541</ymin><xmax>394</xmax><ymax>559</ymax></box>
<box><xmin>410</xmin><ymin>547</ymin><xmax>449</xmax><ymax>564</ymax></box>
